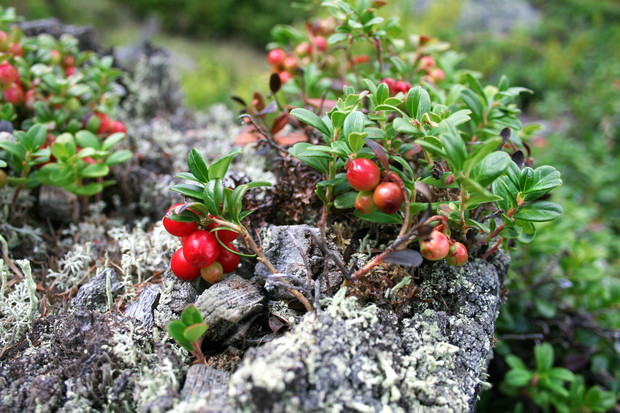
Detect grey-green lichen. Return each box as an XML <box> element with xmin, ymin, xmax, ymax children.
<box><xmin>0</xmin><ymin>259</ymin><xmax>39</xmax><ymax>349</ymax></box>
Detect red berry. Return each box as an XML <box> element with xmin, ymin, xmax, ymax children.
<box><xmin>163</xmin><ymin>203</ymin><xmax>199</xmax><ymax>237</ymax></box>
<box><xmin>420</xmin><ymin>231</ymin><xmax>450</xmax><ymax>261</ymax></box>
<box><xmin>314</xmin><ymin>36</ymin><xmax>327</xmax><ymax>51</ymax></box>
<box><xmin>62</xmin><ymin>55</ymin><xmax>75</xmax><ymax>68</ymax></box>
<box><xmin>109</xmin><ymin>120</ymin><xmax>127</xmax><ymax>134</ymax></box>
<box><xmin>278</xmin><ymin>71</ymin><xmax>293</xmax><ymax>84</ymax></box>
<box><xmin>295</xmin><ymin>42</ymin><xmax>312</xmax><ymax>57</ymax></box>
<box><xmin>354</xmin><ymin>191</ymin><xmax>377</xmax><ymax>214</ymax></box>
<box><xmin>0</xmin><ymin>62</ymin><xmax>19</xmax><ymax>87</ymax></box>
<box><xmin>380</xmin><ymin>77</ymin><xmax>397</xmax><ymax>95</ymax></box>
<box><xmin>183</xmin><ymin>230</ymin><xmax>219</xmax><ymax>268</ymax></box>
<box><xmin>24</xmin><ymin>89</ymin><xmax>36</xmax><ymax>110</ymax></box>
<box><xmin>446</xmin><ymin>242</ymin><xmax>468</xmax><ymax>266</ymax></box>
<box><xmin>395</xmin><ymin>80</ymin><xmax>411</xmax><ymax>95</ymax></box>
<box><xmin>346</xmin><ymin>158</ymin><xmax>381</xmax><ymax>191</ymax></box>
<box><xmin>201</xmin><ymin>262</ymin><xmax>224</xmax><ymax>283</ymax></box>
<box><xmin>95</xmin><ymin>112</ymin><xmax>111</xmax><ymax>134</ymax></box>
<box><xmin>3</xmin><ymin>83</ymin><xmax>23</xmax><ymax>105</ymax></box>
<box><xmin>373</xmin><ymin>182</ymin><xmax>403</xmax><ymax>214</ymax></box>
<box><xmin>64</xmin><ymin>66</ymin><xmax>76</xmax><ymax>77</ymax></box>
<box><xmin>217</xmin><ymin>243</ymin><xmax>240</xmax><ymax>273</ymax></box>
<box><xmin>171</xmin><ymin>247</ymin><xmax>201</xmax><ymax>280</ymax></box>
<box><xmin>207</xmin><ymin>219</ymin><xmax>238</xmax><ymax>243</ymax></box>
<box><xmin>9</xmin><ymin>43</ymin><xmax>23</xmax><ymax>57</ymax></box>
<box><xmin>267</xmin><ymin>48</ymin><xmax>286</xmax><ymax>66</ymax></box>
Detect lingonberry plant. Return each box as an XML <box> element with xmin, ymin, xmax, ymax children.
<box><xmin>167</xmin><ymin>304</ymin><xmax>210</xmax><ymax>364</ymax></box>
<box><xmin>237</xmin><ymin>0</ymin><xmax>563</xmax><ymax>280</ymax></box>
<box><xmin>0</xmin><ymin>7</ymin><xmax>131</xmax><ymax>204</ymax></box>
<box><xmin>163</xmin><ymin>148</ymin><xmax>313</xmax><ymax>311</ymax></box>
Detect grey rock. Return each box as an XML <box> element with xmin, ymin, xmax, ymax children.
<box><xmin>72</xmin><ymin>268</ymin><xmax>121</xmax><ymax>312</ymax></box>
<box><xmin>124</xmin><ymin>284</ymin><xmax>161</xmax><ymax>330</ymax></box>
<box><xmin>194</xmin><ymin>274</ymin><xmax>265</xmax><ymax>343</ymax></box>
<box><xmin>153</xmin><ymin>271</ymin><xmax>197</xmax><ymax>328</ymax></box>
<box><xmin>19</xmin><ymin>18</ymin><xmax>101</xmax><ymax>52</ymax></box>
<box><xmin>230</xmin><ymin>254</ymin><xmax>507</xmax><ymax>412</ymax></box>
<box><xmin>176</xmin><ymin>365</ymin><xmax>234</xmax><ymax>412</ymax></box>
<box><xmin>254</xmin><ymin>225</ymin><xmax>343</xmax><ymax>300</ymax></box>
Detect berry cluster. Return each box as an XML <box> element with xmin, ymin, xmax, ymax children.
<box><xmin>163</xmin><ymin>204</ymin><xmax>241</xmax><ymax>283</ymax></box>
<box><xmin>266</xmin><ymin>32</ymin><xmax>329</xmax><ymax>85</ymax></box>
<box><xmin>347</xmin><ymin>158</ymin><xmax>404</xmax><ymax>215</ymax></box>
<box><xmin>379</xmin><ymin>77</ymin><xmax>412</xmax><ymax>96</ymax></box>
<box><xmin>417</xmin><ymin>55</ymin><xmax>445</xmax><ymax>84</ymax></box>
<box><xmin>420</xmin><ymin>229</ymin><xmax>468</xmax><ymax>266</ymax></box>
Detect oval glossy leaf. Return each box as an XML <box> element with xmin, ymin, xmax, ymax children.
<box><xmin>181</xmin><ymin>304</ymin><xmax>203</xmax><ymax>326</ymax></box>
<box><xmin>75</xmin><ymin>130</ymin><xmax>100</xmax><ymax>150</ymax></box>
<box><xmin>102</xmin><ymin>132</ymin><xmax>126</xmax><ymax>151</ymax></box>
<box><xmin>291</xmin><ymin>108</ymin><xmax>331</xmax><ymax>138</ymax></box>
<box><xmin>343</xmin><ymin>111</ymin><xmax>365</xmax><ymax>139</ymax></box>
<box><xmin>72</xmin><ymin>182</ymin><xmax>104</xmax><ymax>196</ymax></box>
<box><xmin>514</xmin><ymin>201</ymin><xmax>563</xmax><ymax>222</ymax></box>
<box><xmin>209</xmin><ymin>147</ymin><xmax>242</xmax><ymax>180</ymax></box>
<box><xmin>470</xmin><ymin>151</ymin><xmax>511</xmax><ymax>188</ymax></box>
<box><xmin>167</xmin><ymin>320</ymin><xmax>194</xmax><ymax>352</ymax></box>
<box><xmin>355</xmin><ymin>209</ymin><xmax>403</xmax><ymax>224</ymax></box>
<box><xmin>81</xmin><ymin>163</ymin><xmax>110</xmax><ymax>178</ymax></box>
<box><xmin>504</xmin><ymin>369</ymin><xmax>533</xmax><ymax>387</ymax></box>
<box><xmin>187</xmin><ymin>148</ymin><xmax>210</xmax><ymax>183</ymax></box>
<box><xmin>183</xmin><ymin>323</ymin><xmax>208</xmax><ymax>344</ymax></box>
<box><xmin>383</xmin><ymin>249</ymin><xmax>423</xmax><ymax>267</ymax></box>
<box><xmin>334</xmin><ymin>191</ymin><xmax>357</xmax><ymax>209</ymax></box>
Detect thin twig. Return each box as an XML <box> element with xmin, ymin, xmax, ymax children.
<box><xmin>238</xmin><ymin>114</ymin><xmax>288</xmax><ymax>154</ymax></box>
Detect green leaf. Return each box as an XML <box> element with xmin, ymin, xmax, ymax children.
<box><xmin>441</xmin><ymin>131</ymin><xmax>467</xmax><ymax>172</ymax></box>
<box><xmin>28</xmin><ymin>124</ymin><xmax>47</xmax><ymax>150</ymax></box>
<box><xmin>505</xmin><ymin>354</ymin><xmax>528</xmax><ymax>371</ymax></box>
<box><xmin>504</xmin><ymin>369</ymin><xmax>534</xmax><ymax>387</ymax></box>
<box><xmin>75</xmin><ymin>130</ymin><xmax>100</xmax><ymax>150</ymax></box>
<box><xmin>81</xmin><ymin>163</ymin><xmax>109</xmax><ymax>178</ymax></box>
<box><xmin>547</xmin><ymin>368</ymin><xmax>575</xmax><ymax>383</ymax></box>
<box><xmin>375</xmin><ymin>82</ymin><xmax>389</xmax><ymax>104</ymax></box>
<box><xmin>327</xmin><ymin>32</ymin><xmax>349</xmax><ymax>45</ymax></box>
<box><xmin>105</xmin><ymin>150</ymin><xmax>132</xmax><ymax>165</ymax></box>
<box><xmin>470</xmin><ymin>151</ymin><xmax>511</xmax><ymax>187</ymax></box>
<box><xmin>170</xmin><ymin>183</ymin><xmax>204</xmax><ymax>200</ymax></box>
<box><xmin>406</xmin><ymin>86</ymin><xmax>431</xmax><ymax>120</ymax></box>
<box><xmin>355</xmin><ymin>209</ymin><xmax>403</xmax><ymax>224</ymax></box>
<box><xmin>514</xmin><ymin>201</ymin><xmax>563</xmax><ymax>222</ymax></box>
<box><xmin>77</xmin><ymin>147</ymin><xmax>97</xmax><ymax>158</ymax></box>
<box><xmin>0</xmin><ymin>141</ymin><xmax>26</xmax><ymax>159</ymax></box>
<box><xmin>174</xmin><ymin>172</ymin><xmax>202</xmax><ymax>183</ymax></box>
<box><xmin>101</xmin><ymin>132</ymin><xmax>126</xmax><ymax>151</ymax></box>
<box><xmin>534</xmin><ymin>343</ymin><xmax>554</xmax><ymax>372</ymax></box>
<box><xmin>348</xmin><ymin>132</ymin><xmax>366</xmax><ymax>154</ymax></box>
<box><xmin>208</xmin><ymin>147</ymin><xmax>242</xmax><ymax>180</ymax></box>
<box><xmin>461</xmin><ymin>88</ymin><xmax>484</xmax><ymax>125</ymax></box>
<box><xmin>392</xmin><ymin>117</ymin><xmax>424</xmax><ymax>136</ymax></box>
<box><xmin>289</xmin><ymin>143</ymin><xmax>330</xmax><ymax>175</ymax></box>
<box><xmin>343</xmin><ymin>111</ymin><xmax>365</xmax><ymax>139</ymax></box>
<box><xmin>167</xmin><ymin>320</ymin><xmax>194</xmax><ymax>352</ymax></box>
<box><xmin>181</xmin><ymin>304</ymin><xmax>203</xmax><ymax>326</ymax></box>
<box><xmin>523</xmin><ymin>165</ymin><xmax>562</xmax><ymax>201</ymax></box>
<box><xmin>183</xmin><ymin>323</ymin><xmax>208</xmax><ymax>343</ymax></box>
<box><xmin>334</xmin><ymin>191</ymin><xmax>356</xmax><ymax>209</ymax></box>
<box><xmin>71</xmin><ymin>182</ymin><xmax>104</xmax><ymax>196</ymax></box>
<box><xmin>291</xmin><ymin>108</ymin><xmax>331</xmax><ymax>138</ymax></box>
<box><xmin>444</xmin><ymin>109</ymin><xmax>471</xmax><ymax>127</ymax></box>
<box><xmin>204</xmin><ymin>179</ymin><xmax>225</xmax><ymax>216</ymax></box>
<box><xmin>187</xmin><ymin>148</ymin><xmax>210</xmax><ymax>183</ymax></box>
<box><xmin>465</xmin><ymin>73</ymin><xmax>487</xmax><ymax>104</ymax></box>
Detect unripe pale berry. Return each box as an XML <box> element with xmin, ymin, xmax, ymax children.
<box><xmin>420</xmin><ymin>231</ymin><xmax>450</xmax><ymax>261</ymax></box>
<box><xmin>446</xmin><ymin>242</ymin><xmax>468</xmax><ymax>266</ymax></box>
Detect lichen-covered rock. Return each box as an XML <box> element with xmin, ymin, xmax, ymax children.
<box><xmin>254</xmin><ymin>225</ymin><xmax>343</xmax><ymax>300</ymax></box>
<box><xmin>124</xmin><ymin>284</ymin><xmax>161</xmax><ymax>330</ymax></box>
<box><xmin>170</xmin><ymin>365</ymin><xmax>234</xmax><ymax>413</ymax></box>
<box><xmin>230</xmin><ymin>254</ymin><xmax>507</xmax><ymax>412</ymax></box>
<box><xmin>194</xmin><ymin>274</ymin><xmax>265</xmax><ymax>344</ymax></box>
<box><xmin>72</xmin><ymin>268</ymin><xmax>122</xmax><ymax>312</ymax></box>
<box><xmin>153</xmin><ymin>272</ymin><xmax>197</xmax><ymax>329</ymax></box>
<box><xmin>0</xmin><ymin>307</ymin><xmax>186</xmax><ymax>412</ymax></box>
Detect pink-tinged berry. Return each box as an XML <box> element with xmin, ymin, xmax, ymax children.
<box><xmin>446</xmin><ymin>242</ymin><xmax>468</xmax><ymax>266</ymax></box>
<box><xmin>430</xmin><ymin>68</ymin><xmax>445</xmax><ymax>83</ymax></box>
<box><xmin>3</xmin><ymin>83</ymin><xmax>23</xmax><ymax>105</ymax></box>
<box><xmin>267</xmin><ymin>48</ymin><xmax>286</xmax><ymax>66</ymax></box>
<box><xmin>295</xmin><ymin>42</ymin><xmax>312</xmax><ymax>57</ymax></box>
<box><xmin>420</xmin><ymin>230</ymin><xmax>450</xmax><ymax>261</ymax></box>
<box><xmin>171</xmin><ymin>247</ymin><xmax>201</xmax><ymax>280</ymax></box>
<box><xmin>283</xmin><ymin>56</ymin><xmax>298</xmax><ymax>72</ymax></box>
<box><xmin>395</xmin><ymin>80</ymin><xmax>412</xmax><ymax>94</ymax></box>
<box><xmin>373</xmin><ymin>182</ymin><xmax>403</xmax><ymax>214</ymax></box>
<box><xmin>0</xmin><ymin>62</ymin><xmax>19</xmax><ymax>87</ymax></box>
<box><xmin>24</xmin><ymin>89</ymin><xmax>36</xmax><ymax>110</ymax></box>
<box><xmin>50</xmin><ymin>49</ymin><xmax>61</xmax><ymax>65</ymax></box>
<box><xmin>314</xmin><ymin>36</ymin><xmax>327</xmax><ymax>51</ymax></box>
<box><xmin>278</xmin><ymin>71</ymin><xmax>293</xmax><ymax>84</ymax></box>
<box><xmin>183</xmin><ymin>230</ymin><xmax>220</xmax><ymax>268</ymax></box>
<box><xmin>163</xmin><ymin>203</ymin><xmax>199</xmax><ymax>237</ymax></box>
<box><xmin>418</xmin><ymin>55</ymin><xmax>436</xmax><ymax>70</ymax></box>
<box><xmin>354</xmin><ymin>191</ymin><xmax>377</xmax><ymax>214</ymax></box>
<box><xmin>62</xmin><ymin>55</ymin><xmax>75</xmax><ymax>68</ymax></box>
<box><xmin>201</xmin><ymin>262</ymin><xmax>223</xmax><ymax>283</ymax></box>
<box><xmin>8</xmin><ymin>43</ymin><xmax>23</xmax><ymax>57</ymax></box>
<box><xmin>346</xmin><ymin>158</ymin><xmax>381</xmax><ymax>191</ymax></box>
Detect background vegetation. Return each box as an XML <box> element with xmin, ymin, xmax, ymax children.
<box><xmin>7</xmin><ymin>0</ymin><xmax>620</xmax><ymax>410</ymax></box>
